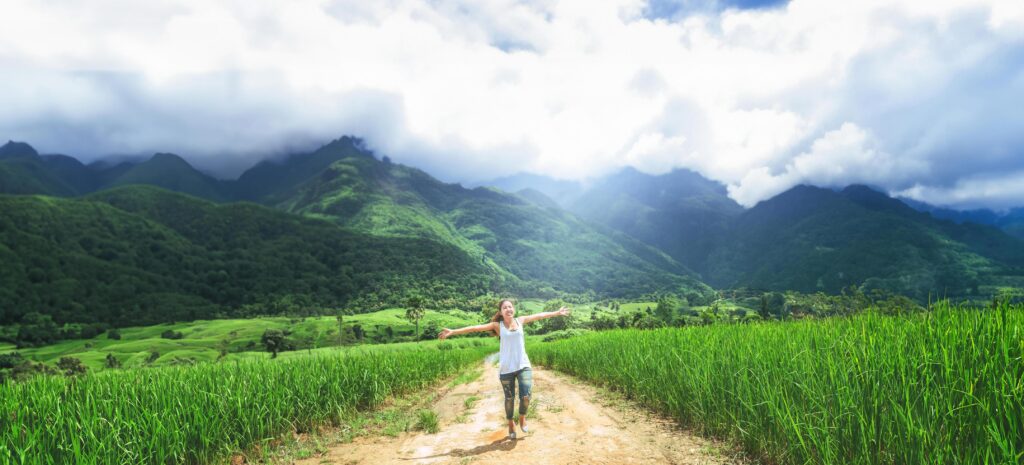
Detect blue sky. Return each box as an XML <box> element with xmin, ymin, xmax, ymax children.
<box><xmin>1</xmin><ymin>0</ymin><xmax>1023</xmax><ymax>209</ymax></box>
<box><xmin>643</xmin><ymin>0</ymin><xmax>789</xmax><ymax>19</ymax></box>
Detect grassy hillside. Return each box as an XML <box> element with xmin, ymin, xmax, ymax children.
<box><xmin>0</xmin><ymin>139</ymin><xmax>712</xmax><ymax>302</ymax></box>
<box><xmin>569</xmin><ymin>167</ymin><xmax>743</xmax><ymax>273</ymax></box>
<box><xmin>2</xmin><ymin>308</ymin><xmax>487</xmax><ymax>370</ymax></box>
<box><xmin>233</xmin><ymin>136</ymin><xmax>369</xmax><ymax>202</ymax></box>
<box><xmin>706</xmin><ymin>185</ymin><xmax>1024</xmax><ymax>299</ymax></box>
<box><xmin>276</xmin><ymin>148</ymin><xmax>712</xmax><ymax>298</ymax></box>
<box><xmin>0</xmin><ymin>186</ymin><xmax>495</xmax><ymax>328</ymax></box>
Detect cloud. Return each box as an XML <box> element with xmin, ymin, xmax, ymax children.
<box><xmin>897</xmin><ymin>171</ymin><xmax>1024</xmax><ymax>211</ymax></box>
<box><xmin>728</xmin><ymin>123</ymin><xmax>926</xmax><ymax>206</ymax></box>
<box><xmin>0</xmin><ymin>0</ymin><xmax>1022</xmax><ymax>209</ymax></box>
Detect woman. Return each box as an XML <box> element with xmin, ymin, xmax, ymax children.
<box><xmin>439</xmin><ymin>300</ymin><xmax>570</xmax><ymax>440</ymax></box>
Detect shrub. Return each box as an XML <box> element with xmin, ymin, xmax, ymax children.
<box><xmin>56</xmin><ymin>357</ymin><xmax>87</xmax><ymax>376</ymax></box>
<box><xmin>541</xmin><ymin>328</ymin><xmax>590</xmax><ymax>342</ymax></box>
<box><xmin>416</xmin><ymin>409</ymin><xmax>439</xmax><ymax>434</ymax></box>
<box><xmin>160</xmin><ymin>330</ymin><xmax>184</xmax><ymax>340</ymax></box>
<box><xmin>104</xmin><ymin>353</ymin><xmax>121</xmax><ymax>369</ymax></box>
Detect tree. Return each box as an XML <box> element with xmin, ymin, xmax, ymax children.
<box><xmin>590</xmin><ymin>314</ymin><xmax>617</xmax><ymax>331</ymax></box>
<box><xmin>405</xmin><ymin>296</ymin><xmax>425</xmax><ymax>338</ymax></box>
<box><xmin>160</xmin><ymin>329</ymin><xmax>184</xmax><ymax>340</ymax></box>
<box><xmin>536</xmin><ymin>299</ymin><xmax>573</xmax><ymax>334</ymax></box>
<box><xmin>762</xmin><ymin>292</ymin><xmax>787</xmax><ymax>320</ymax></box>
<box><xmin>0</xmin><ymin>353</ymin><xmax>25</xmax><ymax>370</ymax></box>
<box><xmin>352</xmin><ymin>324</ymin><xmax>365</xmax><ymax>341</ymax></box>
<box><xmin>655</xmin><ymin>296</ymin><xmax>680</xmax><ymax>324</ymax></box>
<box><xmin>146</xmin><ymin>352</ymin><xmax>160</xmax><ymax>364</ymax></box>
<box><xmin>385</xmin><ymin>326</ymin><xmax>394</xmax><ymax>341</ymax></box>
<box><xmin>699</xmin><ymin>304</ymin><xmax>720</xmax><ymax>325</ymax></box>
<box><xmin>104</xmin><ymin>353</ymin><xmax>121</xmax><ymax>369</ymax></box>
<box><xmin>420</xmin><ymin>322</ymin><xmax>440</xmax><ymax>341</ymax></box>
<box><xmin>16</xmin><ymin>312</ymin><xmax>59</xmax><ymax>348</ymax></box>
<box><xmin>633</xmin><ymin>313</ymin><xmax>664</xmax><ymax>329</ymax></box>
<box><xmin>335</xmin><ymin>311</ymin><xmax>346</xmax><ymax>345</ymax></box>
<box><xmin>474</xmin><ymin>296</ymin><xmax>502</xmax><ymax>323</ymax></box>
<box><xmin>107</xmin><ymin>329</ymin><xmax>122</xmax><ymax>340</ymax></box>
<box><xmin>261</xmin><ymin>329</ymin><xmax>287</xmax><ymax>358</ymax></box>
<box><xmin>1</xmin><ymin>353</ymin><xmax>55</xmax><ymax>382</ymax></box>
<box><xmin>57</xmin><ymin>357</ymin><xmax>87</xmax><ymax>376</ymax></box>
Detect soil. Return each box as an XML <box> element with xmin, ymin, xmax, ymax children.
<box><xmin>294</xmin><ymin>359</ymin><xmax>741</xmax><ymax>465</ymax></box>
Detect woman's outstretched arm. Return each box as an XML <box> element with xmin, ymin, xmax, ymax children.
<box><xmin>438</xmin><ymin>322</ymin><xmax>497</xmax><ymax>340</ymax></box>
<box><xmin>519</xmin><ymin>306</ymin><xmax>570</xmax><ymax>324</ymax></box>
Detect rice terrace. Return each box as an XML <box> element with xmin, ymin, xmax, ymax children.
<box><xmin>2</xmin><ymin>1</ymin><xmax>1024</xmax><ymax>464</ymax></box>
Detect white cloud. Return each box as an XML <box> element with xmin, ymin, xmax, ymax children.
<box><xmin>728</xmin><ymin>123</ymin><xmax>926</xmax><ymax>206</ymax></box>
<box><xmin>897</xmin><ymin>170</ymin><xmax>1024</xmax><ymax>211</ymax></box>
<box><xmin>0</xmin><ymin>0</ymin><xmax>1022</xmax><ymax>208</ymax></box>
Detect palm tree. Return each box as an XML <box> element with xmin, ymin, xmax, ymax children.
<box><xmin>405</xmin><ymin>296</ymin><xmax>425</xmax><ymax>338</ymax></box>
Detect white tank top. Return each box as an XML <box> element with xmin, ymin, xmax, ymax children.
<box><xmin>498</xmin><ymin>317</ymin><xmax>531</xmax><ymax>374</ymax></box>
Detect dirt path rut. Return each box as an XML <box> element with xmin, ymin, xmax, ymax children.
<box><xmin>295</xmin><ymin>358</ymin><xmax>737</xmax><ymax>465</ymax></box>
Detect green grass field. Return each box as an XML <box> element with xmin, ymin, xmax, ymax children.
<box><xmin>532</xmin><ymin>301</ymin><xmax>1024</xmax><ymax>465</ymax></box>
<box><xmin>2</xmin><ymin>308</ymin><xmax>484</xmax><ymax>370</ymax></box>
<box><xmin>0</xmin><ymin>299</ymin><xmax>659</xmax><ymax>372</ymax></box>
<box><xmin>1</xmin><ymin>341</ymin><xmax>494</xmax><ymax>464</ymax></box>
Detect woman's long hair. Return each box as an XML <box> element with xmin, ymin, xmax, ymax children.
<box><xmin>490</xmin><ymin>299</ymin><xmax>513</xmax><ymax>338</ymax></box>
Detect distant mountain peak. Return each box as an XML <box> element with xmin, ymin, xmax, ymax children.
<box><xmin>515</xmin><ymin>188</ymin><xmax>560</xmax><ymax>209</ymax></box>
<box><xmin>0</xmin><ymin>140</ymin><xmax>39</xmax><ymax>159</ymax></box>
<box><xmin>315</xmin><ymin>136</ymin><xmax>374</xmax><ymax>160</ymax></box>
<box><xmin>840</xmin><ymin>184</ymin><xmax>889</xmax><ymax>198</ymax></box>
<box><xmin>840</xmin><ymin>184</ymin><xmax>915</xmax><ymax>214</ymax></box>
<box><xmin>149</xmin><ymin>152</ymin><xmax>191</xmax><ymax>165</ymax></box>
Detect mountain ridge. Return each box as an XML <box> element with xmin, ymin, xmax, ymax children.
<box><xmin>4</xmin><ymin>138</ymin><xmax>1022</xmax><ymax>302</ymax></box>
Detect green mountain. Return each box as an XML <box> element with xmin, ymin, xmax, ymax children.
<box><xmin>0</xmin><ymin>142</ymin><xmax>80</xmax><ymax>196</ymax></box>
<box><xmin>0</xmin><ymin>141</ymin><xmax>227</xmax><ymax>201</ymax></box>
<box><xmin>903</xmin><ymin>199</ymin><xmax>1024</xmax><ymax>240</ymax></box>
<box><xmin>0</xmin><ymin>139</ymin><xmax>714</xmax><ymax>313</ymax></box>
<box><xmin>474</xmin><ymin>173</ymin><xmax>585</xmax><ymax>207</ymax></box>
<box><xmin>0</xmin><ymin>141</ymin><xmax>38</xmax><ymax>159</ymax></box>
<box><xmin>0</xmin><ymin>186</ymin><xmax>495</xmax><ymax>327</ymax></box>
<box><xmin>39</xmin><ymin>154</ymin><xmax>101</xmax><ymax>194</ymax></box>
<box><xmin>512</xmin><ymin>167</ymin><xmax>1024</xmax><ymax>300</ymax></box>
<box><xmin>568</xmin><ymin>167</ymin><xmax>743</xmax><ymax>273</ymax></box>
<box><xmin>266</xmin><ymin>144</ymin><xmax>711</xmax><ymax>299</ymax></box>
<box><xmin>103</xmin><ymin>153</ymin><xmax>228</xmax><ymax>201</ymax></box>
<box><xmin>17</xmin><ymin>135</ymin><xmax>1017</xmax><ymax>305</ymax></box>
<box><xmin>705</xmin><ymin>185</ymin><xmax>1024</xmax><ymax>299</ymax></box>
<box><xmin>233</xmin><ymin>136</ymin><xmax>368</xmax><ymax>203</ymax></box>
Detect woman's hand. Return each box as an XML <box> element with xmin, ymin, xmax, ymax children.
<box><xmin>438</xmin><ymin>328</ymin><xmax>453</xmax><ymax>340</ymax></box>
<box><xmin>556</xmin><ymin>306</ymin><xmax>570</xmax><ymax>317</ymax></box>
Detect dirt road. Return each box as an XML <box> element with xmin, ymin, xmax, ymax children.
<box><xmin>295</xmin><ymin>358</ymin><xmax>737</xmax><ymax>465</ymax></box>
